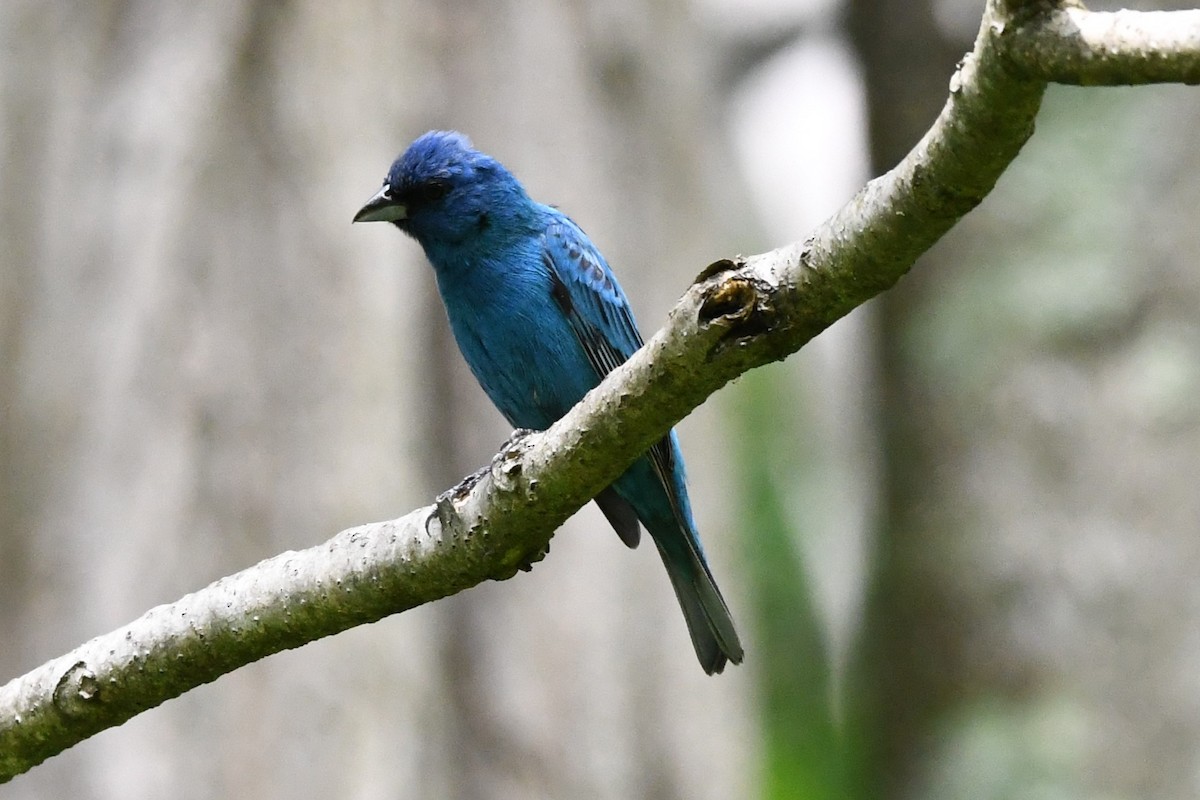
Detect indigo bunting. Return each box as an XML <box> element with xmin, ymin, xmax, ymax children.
<box><xmin>354</xmin><ymin>131</ymin><xmax>742</xmax><ymax>674</ymax></box>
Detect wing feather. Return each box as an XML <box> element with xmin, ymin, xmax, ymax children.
<box><xmin>541</xmin><ymin>216</ymin><xmax>687</xmax><ymax>532</ymax></box>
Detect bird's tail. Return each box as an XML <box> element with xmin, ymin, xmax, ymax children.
<box><xmin>655</xmin><ymin>535</ymin><xmax>744</xmax><ymax>675</ymax></box>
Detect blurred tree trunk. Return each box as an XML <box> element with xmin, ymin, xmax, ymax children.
<box><xmin>845</xmin><ymin>2</ymin><xmax>968</xmax><ymax>795</ymax></box>
<box><xmin>850</xmin><ymin>2</ymin><xmax>1200</xmax><ymax>798</ymax></box>
<box><xmin>0</xmin><ymin>2</ymin><xmax>752</xmax><ymax>798</ymax></box>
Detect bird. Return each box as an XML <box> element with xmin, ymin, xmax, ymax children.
<box><xmin>354</xmin><ymin>131</ymin><xmax>743</xmax><ymax>674</ymax></box>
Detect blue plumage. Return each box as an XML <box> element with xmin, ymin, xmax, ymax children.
<box><xmin>355</xmin><ymin>131</ymin><xmax>743</xmax><ymax>674</ymax></box>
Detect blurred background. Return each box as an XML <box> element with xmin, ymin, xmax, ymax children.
<box><xmin>2</xmin><ymin>0</ymin><xmax>1199</xmax><ymax>798</ymax></box>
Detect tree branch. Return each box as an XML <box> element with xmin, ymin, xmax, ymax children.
<box><xmin>2</xmin><ymin>0</ymin><xmax>1198</xmax><ymax>783</ymax></box>
<box><xmin>1006</xmin><ymin>7</ymin><xmax>1200</xmax><ymax>85</ymax></box>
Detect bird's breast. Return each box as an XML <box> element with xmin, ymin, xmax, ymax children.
<box><xmin>433</xmin><ymin>253</ymin><xmax>596</xmax><ymax>430</ymax></box>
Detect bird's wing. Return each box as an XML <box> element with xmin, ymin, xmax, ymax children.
<box><xmin>541</xmin><ymin>215</ymin><xmax>685</xmax><ymax>546</ymax></box>
<box><xmin>541</xmin><ymin>216</ymin><xmax>644</xmax><ymax>376</ymax></box>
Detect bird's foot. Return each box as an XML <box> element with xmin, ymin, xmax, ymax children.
<box><xmin>501</xmin><ymin>427</ymin><xmax>538</xmax><ymax>451</ymax></box>
<box><xmin>480</xmin><ymin>427</ymin><xmax>550</xmax><ymax>580</ymax></box>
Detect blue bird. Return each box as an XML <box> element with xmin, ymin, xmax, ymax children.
<box><xmin>354</xmin><ymin>131</ymin><xmax>743</xmax><ymax>674</ymax></box>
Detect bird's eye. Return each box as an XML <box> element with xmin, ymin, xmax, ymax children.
<box><xmin>417</xmin><ymin>180</ymin><xmax>450</xmax><ymax>203</ymax></box>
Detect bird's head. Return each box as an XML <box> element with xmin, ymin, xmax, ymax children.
<box><xmin>353</xmin><ymin>131</ymin><xmax>528</xmax><ymax>247</ymax></box>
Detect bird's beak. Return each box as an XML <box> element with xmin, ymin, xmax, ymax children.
<box><xmin>353</xmin><ymin>183</ymin><xmax>407</xmax><ymax>223</ymax></box>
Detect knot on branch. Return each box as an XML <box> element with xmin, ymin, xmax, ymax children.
<box><xmin>53</xmin><ymin>661</ymin><xmax>100</xmax><ymax>718</ymax></box>
<box><xmin>697</xmin><ymin>264</ymin><xmax>774</xmax><ymax>348</ymax></box>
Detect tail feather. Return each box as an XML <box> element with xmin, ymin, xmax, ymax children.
<box><xmin>610</xmin><ymin>438</ymin><xmax>743</xmax><ymax>674</ymax></box>
<box><xmin>594</xmin><ymin>487</ymin><xmax>641</xmax><ymax>549</ymax></box>
<box><xmin>657</xmin><ymin>540</ymin><xmax>744</xmax><ymax>675</ymax></box>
